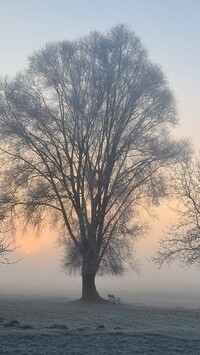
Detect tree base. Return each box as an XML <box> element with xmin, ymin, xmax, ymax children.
<box><xmin>81</xmin><ymin>274</ymin><xmax>117</xmax><ymax>304</ymax></box>
<box><xmin>81</xmin><ymin>274</ymin><xmax>102</xmax><ymax>302</ymax></box>
<box><xmin>79</xmin><ymin>295</ymin><xmax>110</xmax><ymax>304</ymax></box>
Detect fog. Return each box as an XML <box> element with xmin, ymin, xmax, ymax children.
<box><xmin>1</xmin><ymin>239</ymin><xmax>200</xmax><ymax>306</ymax></box>
<box><xmin>1</xmin><ymin>204</ymin><xmax>200</xmax><ymax>306</ymax></box>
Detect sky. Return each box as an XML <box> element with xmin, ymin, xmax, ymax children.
<box><xmin>0</xmin><ymin>0</ymin><xmax>200</xmax><ymax>301</ymax></box>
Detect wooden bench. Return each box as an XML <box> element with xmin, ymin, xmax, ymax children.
<box><xmin>107</xmin><ymin>294</ymin><xmax>121</xmax><ymax>303</ymax></box>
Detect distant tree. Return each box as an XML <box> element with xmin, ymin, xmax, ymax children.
<box><xmin>0</xmin><ymin>237</ymin><xmax>16</xmax><ymax>264</ymax></box>
<box><xmin>154</xmin><ymin>155</ymin><xmax>200</xmax><ymax>268</ymax></box>
<box><xmin>0</xmin><ymin>25</ymin><xmax>186</xmax><ymax>301</ymax></box>
<box><xmin>0</xmin><ymin>216</ymin><xmax>17</xmax><ymax>264</ymax></box>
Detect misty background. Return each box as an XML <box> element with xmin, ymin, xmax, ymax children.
<box><xmin>0</xmin><ymin>0</ymin><xmax>200</xmax><ymax>302</ymax></box>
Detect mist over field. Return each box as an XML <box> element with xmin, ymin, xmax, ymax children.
<box><xmin>1</xmin><ymin>221</ymin><xmax>200</xmax><ymax>308</ymax></box>
<box><xmin>1</xmin><ymin>202</ymin><xmax>200</xmax><ymax>306</ymax></box>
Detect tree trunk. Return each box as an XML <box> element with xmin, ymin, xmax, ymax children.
<box><xmin>80</xmin><ymin>245</ymin><xmax>107</xmax><ymax>302</ymax></box>
<box><xmin>81</xmin><ymin>274</ymin><xmax>102</xmax><ymax>302</ymax></box>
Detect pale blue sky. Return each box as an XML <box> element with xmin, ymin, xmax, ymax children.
<box><xmin>0</xmin><ymin>0</ymin><xmax>200</xmax><ymax>298</ymax></box>
<box><xmin>0</xmin><ymin>0</ymin><xmax>200</xmax><ymax>144</ymax></box>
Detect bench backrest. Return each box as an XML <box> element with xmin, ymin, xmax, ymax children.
<box><xmin>108</xmin><ymin>294</ymin><xmax>115</xmax><ymax>300</ymax></box>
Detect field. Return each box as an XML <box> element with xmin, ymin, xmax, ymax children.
<box><xmin>0</xmin><ymin>295</ymin><xmax>200</xmax><ymax>354</ymax></box>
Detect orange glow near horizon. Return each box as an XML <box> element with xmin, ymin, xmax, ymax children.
<box><xmin>15</xmin><ymin>201</ymin><xmax>178</xmax><ymax>258</ymax></box>
<box><xmin>17</xmin><ymin>228</ymin><xmax>56</xmax><ymax>255</ymax></box>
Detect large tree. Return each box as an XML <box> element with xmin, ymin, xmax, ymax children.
<box><xmin>0</xmin><ymin>25</ymin><xmax>185</xmax><ymax>301</ymax></box>
<box><xmin>154</xmin><ymin>155</ymin><xmax>200</xmax><ymax>268</ymax></box>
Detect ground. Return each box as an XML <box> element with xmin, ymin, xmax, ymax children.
<box><xmin>0</xmin><ymin>295</ymin><xmax>200</xmax><ymax>354</ymax></box>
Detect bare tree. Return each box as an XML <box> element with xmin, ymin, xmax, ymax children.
<box><xmin>154</xmin><ymin>154</ymin><xmax>200</xmax><ymax>268</ymax></box>
<box><xmin>0</xmin><ymin>25</ymin><xmax>186</xmax><ymax>301</ymax></box>
<box><xmin>0</xmin><ymin>237</ymin><xmax>16</xmax><ymax>264</ymax></box>
<box><xmin>0</xmin><ymin>216</ymin><xmax>17</xmax><ymax>264</ymax></box>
